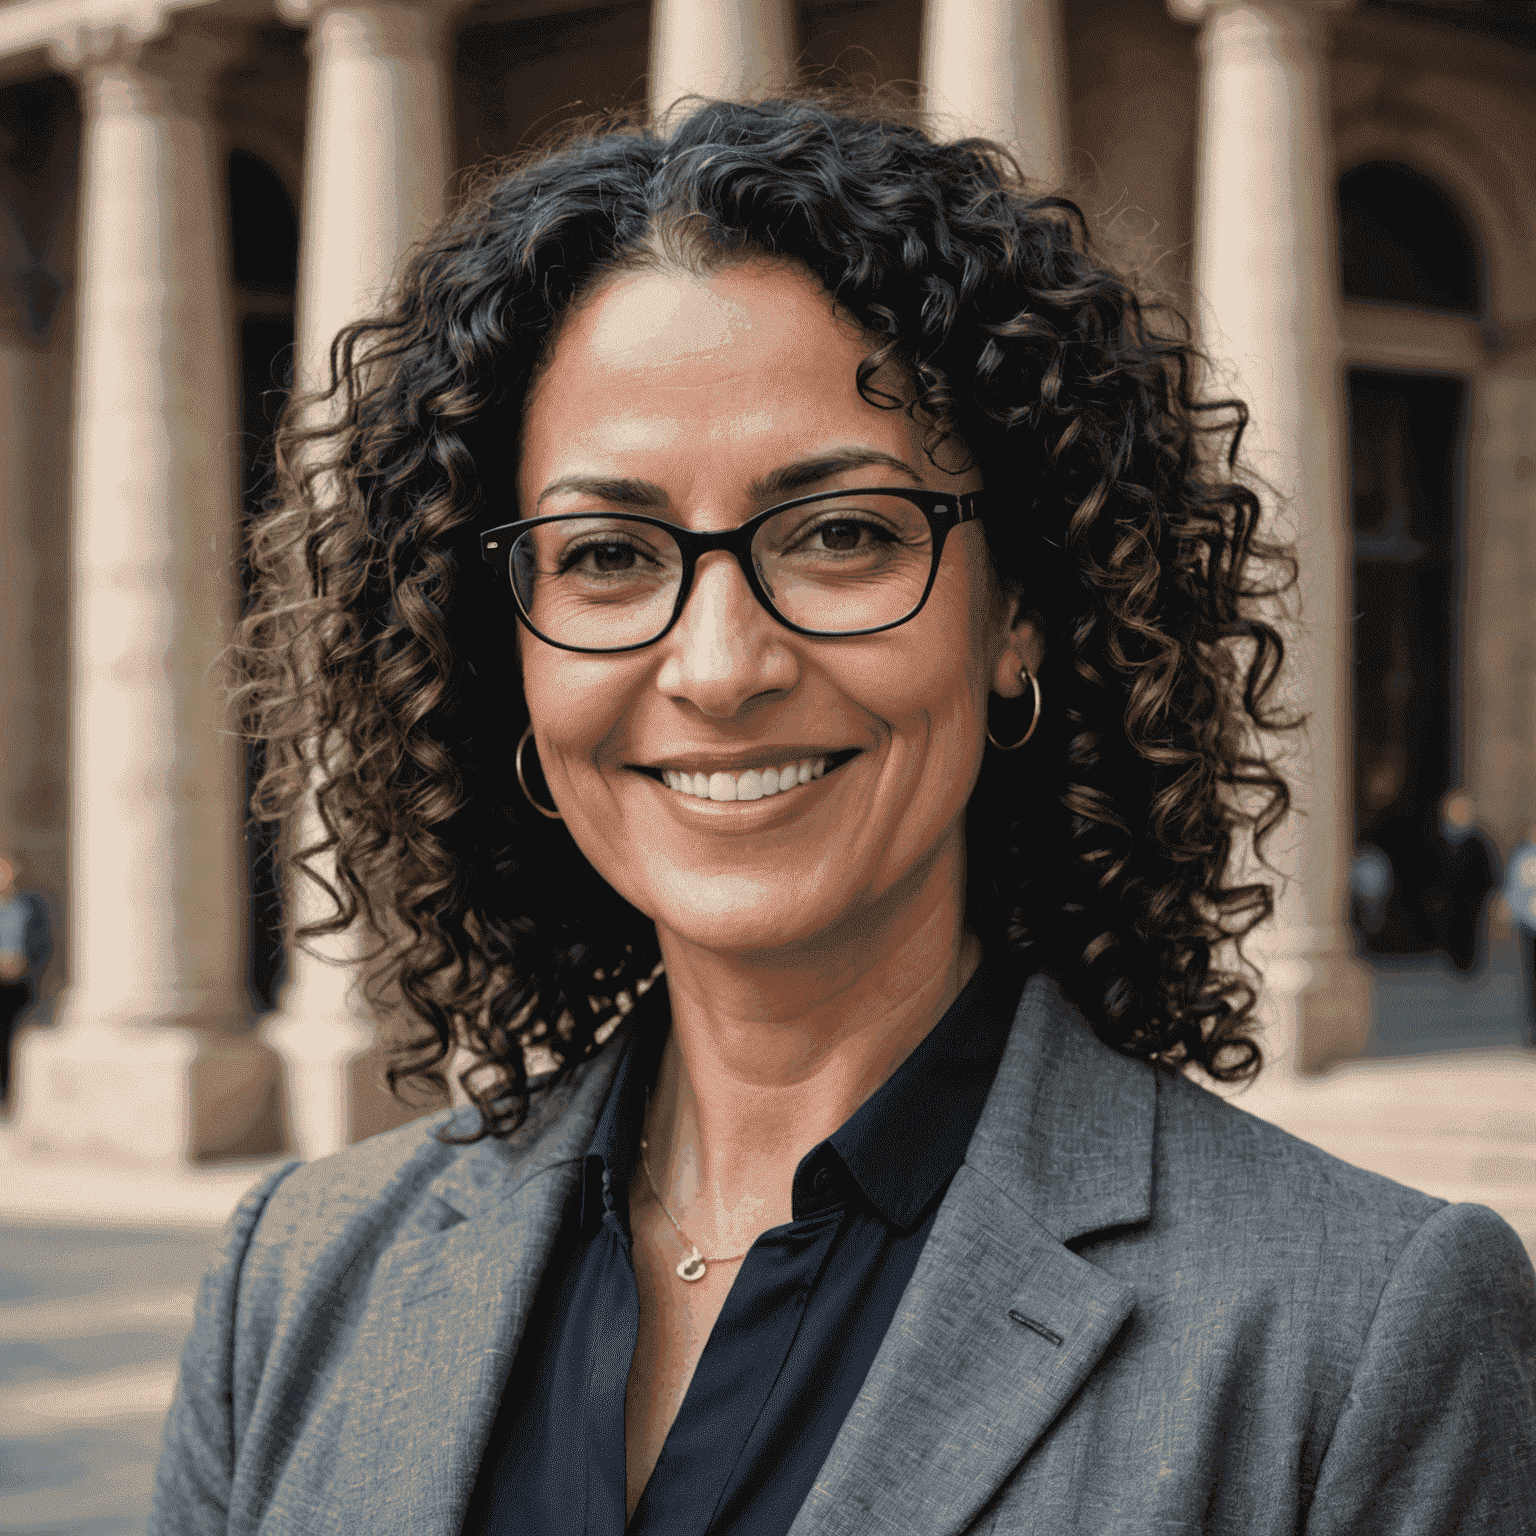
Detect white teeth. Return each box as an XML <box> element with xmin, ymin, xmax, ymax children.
<box><xmin>659</xmin><ymin>757</ymin><xmax>837</xmax><ymax>802</ymax></box>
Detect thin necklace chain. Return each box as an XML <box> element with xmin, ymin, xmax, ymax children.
<box><xmin>637</xmin><ymin>1135</ymin><xmax>750</xmax><ymax>1265</ymax></box>
<box><xmin>639</xmin><ymin>1086</ymin><xmax>749</xmax><ymax>1268</ymax></box>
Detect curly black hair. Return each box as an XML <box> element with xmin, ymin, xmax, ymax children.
<box><xmin>236</xmin><ymin>92</ymin><xmax>1295</xmax><ymax>1141</ymax></box>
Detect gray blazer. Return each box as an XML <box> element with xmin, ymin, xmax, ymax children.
<box><xmin>151</xmin><ymin>973</ymin><xmax>1536</xmax><ymax>1534</ymax></box>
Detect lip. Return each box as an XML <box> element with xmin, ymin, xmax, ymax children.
<box><xmin>630</xmin><ymin>748</ymin><xmax>862</xmax><ymax>824</ymax></box>
<box><xmin>628</xmin><ymin>746</ymin><xmax>862</xmax><ymax>778</ymax></box>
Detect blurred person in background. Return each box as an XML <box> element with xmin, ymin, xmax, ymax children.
<box><xmin>1505</xmin><ymin>820</ymin><xmax>1536</xmax><ymax>1042</ymax></box>
<box><xmin>1353</xmin><ymin>750</ymin><xmax>1432</xmax><ymax>953</ymax></box>
<box><xmin>1422</xmin><ymin>788</ymin><xmax>1500</xmax><ymax>975</ymax></box>
<box><xmin>1348</xmin><ymin>842</ymin><xmax>1394</xmax><ymax>944</ymax></box>
<box><xmin>0</xmin><ymin>849</ymin><xmax>52</xmax><ymax>1107</ymax></box>
<box><xmin>151</xmin><ymin>96</ymin><xmax>1535</xmax><ymax>1536</ymax></box>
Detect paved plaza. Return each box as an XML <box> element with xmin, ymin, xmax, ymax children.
<box><xmin>1</xmin><ymin>942</ymin><xmax>1532</xmax><ymax>1535</ymax></box>
<box><xmin>0</xmin><ymin>1223</ymin><xmax>216</xmax><ymax>1536</ymax></box>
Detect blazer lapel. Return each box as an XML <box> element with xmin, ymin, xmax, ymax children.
<box><xmin>788</xmin><ymin>972</ymin><xmax>1156</xmax><ymax>1536</ymax></box>
<box><xmin>338</xmin><ymin>1045</ymin><xmax>627</xmax><ymax>1536</ymax></box>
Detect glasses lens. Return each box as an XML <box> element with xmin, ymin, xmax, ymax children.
<box><xmin>752</xmin><ymin>494</ymin><xmax>934</xmax><ymax>633</ymax></box>
<box><xmin>510</xmin><ymin>516</ymin><xmax>683</xmax><ymax>650</ymax></box>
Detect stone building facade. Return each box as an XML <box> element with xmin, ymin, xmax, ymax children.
<box><xmin>0</xmin><ymin>0</ymin><xmax>1532</xmax><ymax>1180</ymax></box>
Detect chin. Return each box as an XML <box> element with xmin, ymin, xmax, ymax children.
<box><xmin>643</xmin><ymin>870</ymin><xmax>855</xmax><ymax>960</ymax></box>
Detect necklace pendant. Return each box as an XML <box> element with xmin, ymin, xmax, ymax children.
<box><xmin>676</xmin><ymin>1248</ymin><xmax>707</xmax><ymax>1283</ymax></box>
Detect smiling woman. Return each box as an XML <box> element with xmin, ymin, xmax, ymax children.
<box><xmin>155</xmin><ymin>96</ymin><xmax>1535</xmax><ymax>1536</ymax></box>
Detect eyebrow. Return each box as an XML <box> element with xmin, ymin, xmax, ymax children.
<box><xmin>533</xmin><ymin>448</ymin><xmax>923</xmax><ymax>512</ymax></box>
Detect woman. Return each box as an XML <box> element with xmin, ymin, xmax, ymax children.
<box><xmin>153</xmin><ymin>97</ymin><xmax>1534</xmax><ymax>1533</ymax></box>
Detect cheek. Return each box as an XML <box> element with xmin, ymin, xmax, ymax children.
<box><xmin>519</xmin><ymin>652</ymin><xmax>634</xmax><ymax>774</ymax></box>
<box><xmin>868</xmin><ymin>581</ymin><xmax>998</xmax><ymax>818</ymax></box>
<box><xmin>876</xmin><ymin>573</ymin><xmax>997</xmax><ymax>749</ymax></box>
<box><xmin>836</xmin><ymin>636</ymin><xmax>990</xmax><ymax>842</ymax></box>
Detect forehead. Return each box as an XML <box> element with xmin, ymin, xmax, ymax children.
<box><xmin>521</xmin><ymin>262</ymin><xmax>916</xmax><ymax>482</ymax></box>
<box><xmin>545</xmin><ymin>258</ymin><xmax>860</xmax><ymax>379</ymax></box>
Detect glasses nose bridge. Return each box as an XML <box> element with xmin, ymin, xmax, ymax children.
<box><xmin>675</xmin><ymin>520</ymin><xmax>774</xmax><ymax>629</ymax></box>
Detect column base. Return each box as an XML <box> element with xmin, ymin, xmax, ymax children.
<box><xmin>9</xmin><ymin>1017</ymin><xmax>285</xmax><ymax>1163</ymax></box>
<box><xmin>260</xmin><ymin>1007</ymin><xmax>441</xmax><ymax>1161</ymax></box>
<box><xmin>1258</xmin><ymin>947</ymin><xmax>1374</xmax><ymax>1079</ymax></box>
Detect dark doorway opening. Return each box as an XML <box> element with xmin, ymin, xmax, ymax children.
<box><xmin>1338</xmin><ymin>161</ymin><xmax>1482</xmax><ymax>314</ymax></box>
<box><xmin>1349</xmin><ymin>368</ymin><xmax>1464</xmax><ymax>953</ymax></box>
<box><xmin>229</xmin><ymin>151</ymin><xmax>298</xmax><ymax>1013</ymax></box>
<box><xmin>238</xmin><ymin>313</ymin><xmax>294</xmax><ymax>1012</ymax></box>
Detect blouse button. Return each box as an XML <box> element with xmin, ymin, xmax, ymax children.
<box><xmin>812</xmin><ymin>1164</ymin><xmax>837</xmax><ymax>1197</ymax></box>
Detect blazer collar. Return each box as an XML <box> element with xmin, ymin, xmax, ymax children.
<box><xmin>965</xmin><ymin>968</ymin><xmax>1156</xmax><ymax>1242</ymax></box>
<box><xmin>327</xmin><ymin>971</ymin><xmax>1155</xmax><ymax>1536</ymax></box>
<box><xmin>787</xmin><ymin>970</ymin><xmax>1156</xmax><ymax>1536</ymax></box>
<box><xmin>330</xmin><ymin>1038</ymin><xmax>628</xmax><ymax>1536</ymax></box>
<box><xmin>409</xmin><ymin>965</ymin><xmax>1154</xmax><ymax>1241</ymax></box>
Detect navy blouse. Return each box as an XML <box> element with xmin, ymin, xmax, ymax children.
<box><xmin>462</xmin><ymin>960</ymin><xmax>1017</xmax><ymax>1536</ymax></box>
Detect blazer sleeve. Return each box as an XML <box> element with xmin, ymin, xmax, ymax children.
<box><xmin>148</xmin><ymin>1158</ymin><xmax>303</xmax><ymax>1535</ymax></box>
<box><xmin>1305</xmin><ymin>1201</ymin><xmax>1536</xmax><ymax>1536</ymax></box>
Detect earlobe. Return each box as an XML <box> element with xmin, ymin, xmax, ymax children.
<box><xmin>993</xmin><ymin>613</ymin><xmax>1044</xmax><ymax>698</ymax></box>
<box><xmin>985</xmin><ymin>665</ymin><xmax>1044</xmax><ymax>751</ymax></box>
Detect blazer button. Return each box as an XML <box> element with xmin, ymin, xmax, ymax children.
<box><xmin>812</xmin><ymin>1164</ymin><xmax>837</xmax><ymax>1198</ymax></box>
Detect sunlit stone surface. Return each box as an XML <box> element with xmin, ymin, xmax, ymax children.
<box><xmin>1174</xmin><ymin>0</ymin><xmax>1371</xmax><ymax>1076</ymax></box>
<box><xmin>12</xmin><ymin>19</ymin><xmax>281</xmax><ymax>1162</ymax></box>
<box><xmin>921</xmin><ymin>0</ymin><xmax>1067</xmax><ymax>186</ymax></box>
<box><xmin>257</xmin><ymin>0</ymin><xmax>458</xmax><ymax>1160</ymax></box>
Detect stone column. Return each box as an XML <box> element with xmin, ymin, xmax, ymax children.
<box><xmin>260</xmin><ymin>0</ymin><xmax>455</xmax><ymax>1159</ymax></box>
<box><xmin>649</xmin><ymin>0</ymin><xmax>796</xmax><ymax>118</ymax></box>
<box><xmin>12</xmin><ymin>18</ymin><xmax>283</xmax><ymax>1160</ymax></box>
<box><xmin>1172</xmin><ymin>0</ymin><xmax>1369</xmax><ymax>1075</ymax></box>
<box><xmin>921</xmin><ymin>0</ymin><xmax>1067</xmax><ymax>185</ymax></box>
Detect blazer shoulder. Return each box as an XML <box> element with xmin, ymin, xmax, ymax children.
<box><xmin>243</xmin><ymin>1041</ymin><xmax>623</xmax><ymax>1287</ymax></box>
<box><xmin>260</xmin><ymin>1104</ymin><xmax>467</xmax><ymax>1223</ymax></box>
<box><xmin>1151</xmin><ymin>1067</ymin><xmax>1446</xmax><ymax>1246</ymax></box>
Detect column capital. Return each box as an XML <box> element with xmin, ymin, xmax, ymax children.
<box><xmin>45</xmin><ymin>4</ymin><xmax>164</xmax><ymax>71</ymax></box>
<box><xmin>48</xmin><ymin>15</ymin><xmax>237</xmax><ymax>113</ymax></box>
<box><xmin>1168</xmin><ymin>0</ymin><xmax>1354</xmax><ymax>66</ymax></box>
<box><xmin>1168</xmin><ymin>0</ymin><xmax>1353</xmax><ymax>22</ymax></box>
<box><xmin>277</xmin><ymin>0</ymin><xmax>460</xmax><ymax>57</ymax></box>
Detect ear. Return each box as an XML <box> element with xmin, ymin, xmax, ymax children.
<box><xmin>992</xmin><ymin>583</ymin><xmax>1046</xmax><ymax>698</ymax></box>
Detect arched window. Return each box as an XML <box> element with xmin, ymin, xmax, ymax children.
<box><xmin>1338</xmin><ymin>160</ymin><xmax>1482</xmax><ymax>313</ymax></box>
<box><xmin>228</xmin><ymin>148</ymin><xmax>298</xmax><ymax>292</ymax></box>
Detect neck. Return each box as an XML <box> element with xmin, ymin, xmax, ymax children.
<box><xmin>642</xmin><ymin>849</ymin><xmax>981</xmax><ymax>1245</ymax></box>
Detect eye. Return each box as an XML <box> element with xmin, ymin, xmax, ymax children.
<box><xmin>557</xmin><ymin>537</ymin><xmax>652</xmax><ymax>575</ymax></box>
<box><xmin>814</xmin><ymin>519</ymin><xmax>879</xmax><ymax>551</ymax></box>
<box><xmin>586</xmin><ymin>542</ymin><xmax>639</xmax><ymax>572</ymax></box>
<box><xmin>795</xmin><ymin>514</ymin><xmax>900</xmax><ymax>554</ymax></box>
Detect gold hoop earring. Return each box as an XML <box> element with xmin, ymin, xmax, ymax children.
<box><xmin>986</xmin><ymin>667</ymin><xmax>1043</xmax><ymax>751</ymax></box>
<box><xmin>516</xmin><ymin>724</ymin><xmax>564</xmax><ymax>820</ymax></box>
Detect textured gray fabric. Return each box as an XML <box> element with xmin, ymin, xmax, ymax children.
<box><xmin>150</xmin><ymin>973</ymin><xmax>1536</xmax><ymax>1535</ymax></box>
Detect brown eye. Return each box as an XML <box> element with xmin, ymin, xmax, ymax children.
<box><xmin>817</xmin><ymin>520</ymin><xmax>867</xmax><ymax>551</ymax></box>
<box><xmin>558</xmin><ymin>539</ymin><xmax>643</xmax><ymax>575</ymax></box>
<box><xmin>589</xmin><ymin>543</ymin><xmax>637</xmax><ymax>572</ymax></box>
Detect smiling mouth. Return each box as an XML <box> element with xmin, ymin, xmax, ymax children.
<box><xmin>635</xmin><ymin>749</ymin><xmax>861</xmax><ymax>803</ymax></box>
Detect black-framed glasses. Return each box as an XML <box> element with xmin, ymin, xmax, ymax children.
<box><xmin>479</xmin><ymin>487</ymin><xmax>987</xmax><ymax>654</ymax></box>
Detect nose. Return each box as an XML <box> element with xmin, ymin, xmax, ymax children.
<box><xmin>654</xmin><ymin>551</ymin><xmax>799</xmax><ymax>717</ymax></box>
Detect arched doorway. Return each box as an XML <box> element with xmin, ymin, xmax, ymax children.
<box><xmin>1340</xmin><ymin>160</ymin><xmax>1482</xmax><ymax>962</ymax></box>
